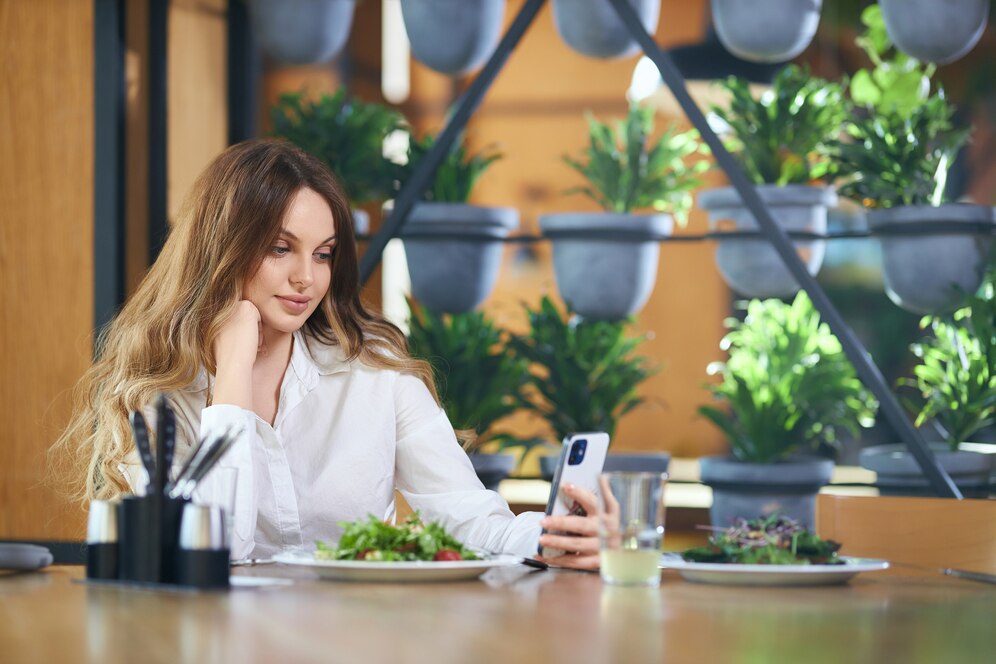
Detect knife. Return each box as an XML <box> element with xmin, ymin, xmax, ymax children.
<box><xmin>129</xmin><ymin>411</ymin><xmax>156</xmax><ymax>493</ymax></box>
<box><xmin>943</xmin><ymin>568</ymin><xmax>996</xmax><ymax>585</ymax></box>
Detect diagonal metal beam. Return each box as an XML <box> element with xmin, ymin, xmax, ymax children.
<box><xmin>358</xmin><ymin>0</ymin><xmax>547</xmax><ymax>283</ymax></box>
<box><xmin>607</xmin><ymin>0</ymin><xmax>960</xmax><ymax>498</ymax></box>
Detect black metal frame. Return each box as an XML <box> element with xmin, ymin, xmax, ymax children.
<box><xmin>148</xmin><ymin>0</ymin><xmax>168</xmax><ymax>263</ymax></box>
<box><xmin>352</xmin><ymin>0</ymin><xmax>961</xmax><ymax>498</ymax></box>
<box><xmin>93</xmin><ymin>0</ymin><xmax>126</xmax><ymax>335</ymax></box>
<box><xmin>227</xmin><ymin>0</ymin><xmax>260</xmax><ymax>145</ymax></box>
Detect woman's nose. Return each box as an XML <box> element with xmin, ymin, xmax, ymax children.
<box><xmin>291</xmin><ymin>256</ymin><xmax>314</xmax><ymax>286</ymax></box>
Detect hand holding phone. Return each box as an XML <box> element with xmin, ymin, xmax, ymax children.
<box><xmin>538</xmin><ymin>432</ymin><xmax>609</xmax><ymax>558</ymax></box>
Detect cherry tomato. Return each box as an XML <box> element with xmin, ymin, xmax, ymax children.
<box><xmin>433</xmin><ymin>549</ymin><xmax>463</xmax><ymax>561</ymax></box>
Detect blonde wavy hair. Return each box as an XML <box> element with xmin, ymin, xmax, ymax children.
<box><xmin>52</xmin><ymin>138</ymin><xmax>437</xmax><ymax>505</ymax></box>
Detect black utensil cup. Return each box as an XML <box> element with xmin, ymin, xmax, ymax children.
<box><xmin>117</xmin><ymin>495</ymin><xmax>160</xmax><ymax>582</ymax></box>
<box><xmin>175</xmin><ymin>504</ymin><xmax>230</xmax><ymax>589</ymax></box>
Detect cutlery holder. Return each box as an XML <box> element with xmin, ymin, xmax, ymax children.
<box><xmin>108</xmin><ymin>493</ymin><xmax>228</xmax><ymax>589</ymax></box>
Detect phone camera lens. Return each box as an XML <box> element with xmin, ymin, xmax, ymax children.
<box><xmin>567</xmin><ymin>439</ymin><xmax>587</xmax><ymax>465</ymax></box>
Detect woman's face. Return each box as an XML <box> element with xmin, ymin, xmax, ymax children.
<box><xmin>243</xmin><ymin>187</ymin><xmax>336</xmax><ymax>338</ymax></box>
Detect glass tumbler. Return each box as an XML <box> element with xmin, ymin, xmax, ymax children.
<box><xmin>598</xmin><ymin>471</ymin><xmax>667</xmax><ymax>587</ymax></box>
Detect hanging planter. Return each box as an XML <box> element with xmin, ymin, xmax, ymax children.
<box><xmin>540</xmin><ymin>213</ymin><xmax>671</xmax><ymax>321</ymax></box>
<box><xmin>710</xmin><ymin>0</ymin><xmax>822</xmax><ymax>63</ymax></box>
<box><xmin>698</xmin><ymin>185</ymin><xmax>836</xmax><ymax>299</ymax></box>
<box><xmin>552</xmin><ymin>0</ymin><xmax>661</xmax><ymax>60</ymax></box>
<box><xmin>400</xmin><ymin>203</ymin><xmax>518</xmax><ymax>314</ymax></box>
<box><xmin>859</xmin><ymin>443</ymin><xmax>995</xmax><ymax>498</ymax></box>
<box><xmin>879</xmin><ymin>0</ymin><xmax>989</xmax><ymax>65</ymax></box>
<box><xmin>867</xmin><ymin>205</ymin><xmax>994</xmax><ymax>314</ymax></box>
<box><xmin>400</xmin><ymin>0</ymin><xmax>506</xmax><ymax>76</ymax></box>
<box><xmin>247</xmin><ymin>0</ymin><xmax>357</xmax><ymax>65</ymax></box>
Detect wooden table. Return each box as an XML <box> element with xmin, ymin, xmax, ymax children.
<box><xmin>1</xmin><ymin>564</ymin><xmax>993</xmax><ymax>663</ymax></box>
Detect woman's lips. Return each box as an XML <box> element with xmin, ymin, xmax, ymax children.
<box><xmin>277</xmin><ymin>295</ymin><xmax>310</xmax><ymax>313</ymax></box>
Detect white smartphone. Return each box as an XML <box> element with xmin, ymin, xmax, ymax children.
<box><xmin>538</xmin><ymin>432</ymin><xmax>610</xmax><ymax>558</ymax></box>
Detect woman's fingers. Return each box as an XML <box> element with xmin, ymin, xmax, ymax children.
<box><xmin>561</xmin><ymin>482</ymin><xmax>600</xmax><ymax>517</ymax></box>
<box><xmin>541</xmin><ymin>514</ymin><xmax>597</xmax><ymax>536</ymax></box>
<box><xmin>538</xmin><ymin>533</ymin><xmax>599</xmax><ymax>555</ymax></box>
<box><xmin>537</xmin><ymin>552</ymin><xmax>601</xmax><ymax>571</ymax></box>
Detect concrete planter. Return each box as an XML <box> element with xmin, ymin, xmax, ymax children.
<box><xmin>400</xmin><ymin>0</ymin><xmax>506</xmax><ymax>76</ymax></box>
<box><xmin>248</xmin><ymin>0</ymin><xmax>356</xmax><ymax>65</ymax></box>
<box><xmin>879</xmin><ymin>0</ymin><xmax>989</xmax><ymax>65</ymax></box>
<box><xmin>711</xmin><ymin>0</ymin><xmax>822</xmax><ymax>63</ymax></box>
<box><xmin>859</xmin><ymin>443</ymin><xmax>995</xmax><ymax>498</ymax></box>
<box><xmin>539</xmin><ymin>212</ymin><xmax>671</xmax><ymax>321</ymax></box>
<box><xmin>699</xmin><ymin>456</ymin><xmax>834</xmax><ymax>530</ymax></box>
<box><xmin>866</xmin><ymin>204</ymin><xmax>994</xmax><ymax>314</ymax></box>
<box><xmin>697</xmin><ymin>185</ymin><xmax>836</xmax><ymax>299</ymax></box>
<box><xmin>469</xmin><ymin>453</ymin><xmax>517</xmax><ymax>492</ymax></box>
<box><xmin>400</xmin><ymin>203</ymin><xmax>518</xmax><ymax>314</ymax></box>
<box><xmin>552</xmin><ymin>0</ymin><xmax>660</xmax><ymax>60</ymax></box>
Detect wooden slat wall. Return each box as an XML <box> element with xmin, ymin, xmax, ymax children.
<box><xmin>0</xmin><ymin>0</ymin><xmax>95</xmax><ymax>539</ymax></box>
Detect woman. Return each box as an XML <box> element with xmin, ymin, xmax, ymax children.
<box><xmin>55</xmin><ymin>138</ymin><xmax>600</xmax><ymax>568</ymax></box>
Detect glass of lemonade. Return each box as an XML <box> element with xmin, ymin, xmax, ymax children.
<box><xmin>598</xmin><ymin>471</ymin><xmax>667</xmax><ymax>587</ymax></box>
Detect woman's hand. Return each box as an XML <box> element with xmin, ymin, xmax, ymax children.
<box><xmin>212</xmin><ymin>300</ymin><xmax>261</xmax><ymax>410</ymax></box>
<box><xmin>536</xmin><ymin>483</ymin><xmax>604</xmax><ymax>571</ymax></box>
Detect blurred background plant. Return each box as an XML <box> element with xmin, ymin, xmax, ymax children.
<box><xmin>699</xmin><ymin>292</ymin><xmax>879</xmax><ymax>463</ymax></box>
<box><xmin>401</xmin><ymin>132</ymin><xmax>502</xmax><ymax>203</ymax></box>
<box><xmin>270</xmin><ymin>88</ymin><xmax>405</xmax><ymax>205</ymax></box>
<box><xmin>709</xmin><ymin>63</ymin><xmax>847</xmax><ymax>185</ymax></box>
<box><xmin>510</xmin><ymin>295</ymin><xmax>656</xmax><ymax>445</ymax></box>
<box><xmin>405</xmin><ymin>299</ymin><xmax>537</xmax><ymax>459</ymax></box>
<box><xmin>563</xmin><ymin>103</ymin><xmax>707</xmax><ymax>221</ymax></box>
<box><xmin>903</xmin><ymin>269</ymin><xmax>996</xmax><ymax>449</ymax></box>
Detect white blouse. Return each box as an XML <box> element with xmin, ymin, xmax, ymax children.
<box><xmin>124</xmin><ymin>332</ymin><xmax>542</xmax><ymax>560</ymax></box>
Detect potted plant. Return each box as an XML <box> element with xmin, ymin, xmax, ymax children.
<box><xmin>510</xmin><ymin>296</ymin><xmax>665</xmax><ymax>479</ymax></box>
<box><xmin>406</xmin><ymin>300</ymin><xmax>534</xmax><ymax>490</ymax></box>
<box><xmin>710</xmin><ymin>0</ymin><xmax>823</xmax><ymax>63</ymax></box>
<box><xmin>697</xmin><ymin>63</ymin><xmax>846</xmax><ymax>298</ymax></box>
<box><xmin>395</xmin><ymin>132</ymin><xmax>518</xmax><ymax>313</ymax></box>
<box><xmin>879</xmin><ymin>0</ymin><xmax>988</xmax><ymax>65</ymax></box>
<box><xmin>247</xmin><ymin>0</ymin><xmax>357</xmax><ymax>65</ymax></box>
<box><xmin>270</xmin><ymin>88</ymin><xmax>405</xmax><ymax>233</ymax></box>
<box><xmin>833</xmin><ymin>5</ymin><xmax>994</xmax><ymax>315</ymax></box>
<box><xmin>540</xmin><ymin>103</ymin><xmax>707</xmax><ymax>320</ymax></box>
<box><xmin>698</xmin><ymin>292</ymin><xmax>878</xmax><ymax>529</ymax></box>
<box><xmin>551</xmin><ymin>0</ymin><xmax>660</xmax><ymax>60</ymax></box>
<box><xmin>400</xmin><ymin>0</ymin><xmax>506</xmax><ymax>76</ymax></box>
<box><xmin>860</xmin><ymin>272</ymin><xmax>996</xmax><ymax>497</ymax></box>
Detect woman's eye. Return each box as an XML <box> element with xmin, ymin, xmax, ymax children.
<box><xmin>271</xmin><ymin>246</ymin><xmax>290</xmax><ymax>256</ymax></box>
<box><xmin>314</xmin><ymin>251</ymin><xmax>333</xmax><ymax>263</ymax></box>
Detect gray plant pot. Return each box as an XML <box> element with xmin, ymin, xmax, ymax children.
<box><xmin>699</xmin><ymin>456</ymin><xmax>834</xmax><ymax>530</ymax></box>
<box><xmin>552</xmin><ymin>0</ymin><xmax>660</xmax><ymax>60</ymax></box>
<box><xmin>538</xmin><ymin>452</ymin><xmax>671</xmax><ymax>481</ymax></box>
<box><xmin>859</xmin><ymin>443</ymin><xmax>995</xmax><ymax>498</ymax></box>
<box><xmin>400</xmin><ymin>0</ymin><xmax>506</xmax><ymax>76</ymax></box>
<box><xmin>697</xmin><ymin>185</ymin><xmax>836</xmax><ymax>299</ymax></box>
<box><xmin>400</xmin><ymin>202</ymin><xmax>518</xmax><ymax>314</ymax></box>
<box><xmin>711</xmin><ymin>0</ymin><xmax>822</xmax><ymax>63</ymax></box>
<box><xmin>879</xmin><ymin>0</ymin><xmax>989</xmax><ymax>65</ymax></box>
<box><xmin>866</xmin><ymin>204</ymin><xmax>994</xmax><ymax>315</ymax></box>
<box><xmin>539</xmin><ymin>212</ymin><xmax>671</xmax><ymax>321</ymax></box>
<box><xmin>248</xmin><ymin>0</ymin><xmax>356</xmax><ymax>65</ymax></box>
<box><xmin>469</xmin><ymin>453</ymin><xmax>517</xmax><ymax>492</ymax></box>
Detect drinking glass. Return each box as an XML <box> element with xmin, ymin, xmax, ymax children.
<box><xmin>192</xmin><ymin>467</ymin><xmax>238</xmax><ymax>546</ymax></box>
<box><xmin>598</xmin><ymin>471</ymin><xmax>667</xmax><ymax>587</ymax></box>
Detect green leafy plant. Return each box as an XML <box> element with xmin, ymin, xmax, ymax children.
<box><xmin>406</xmin><ymin>299</ymin><xmax>531</xmax><ymax>454</ymax></box>
<box><xmin>709</xmin><ymin>64</ymin><xmax>847</xmax><ymax>186</ymax></box>
<box><xmin>510</xmin><ymin>296</ymin><xmax>655</xmax><ymax>443</ymax></box>
<box><xmin>833</xmin><ymin>5</ymin><xmax>971</xmax><ymax>208</ymax></box>
<box><xmin>699</xmin><ymin>292</ymin><xmax>878</xmax><ymax>464</ymax></box>
<box><xmin>563</xmin><ymin>103</ymin><xmax>707</xmax><ymax>222</ymax></box>
<box><xmin>270</xmin><ymin>89</ymin><xmax>405</xmax><ymax>205</ymax></box>
<box><xmin>904</xmin><ymin>272</ymin><xmax>996</xmax><ymax>450</ymax></box>
<box><xmin>403</xmin><ymin>133</ymin><xmax>502</xmax><ymax>203</ymax></box>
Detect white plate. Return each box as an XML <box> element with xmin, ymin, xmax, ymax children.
<box><xmin>272</xmin><ymin>551</ymin><xmax>523</xmax><ymax>582</ymax></box>
<box><xmin>660</xmin><ymin>553</ymin><xmax>890</xmax><ymax>586</ymax></box>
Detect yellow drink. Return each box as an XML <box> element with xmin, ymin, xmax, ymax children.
<box><xmin>600</xmin><ymin>549</ymin><xmax>662</xmax><ymax>586</ymax></box>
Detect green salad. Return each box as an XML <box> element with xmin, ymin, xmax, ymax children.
<box><xmin>315</xmin><ymin>513</ymin><xmax>480</xmax><ymax>562</ymax></box>
<box><xmin>682</xmin><ymin>514</ymin><xmax>843</xmax><ymax>565</ymax></box>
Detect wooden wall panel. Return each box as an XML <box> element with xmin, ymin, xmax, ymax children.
<box><xmin>0</xmin><ymin>0</ymin><xmax>95</xmax><ymax>538</ymax></box>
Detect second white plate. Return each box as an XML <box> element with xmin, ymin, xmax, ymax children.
<box><xmin>660</xmin><ymin>553</ymin><xmax>890</xmax><ymax>586</ymax></box>
<box><xmin>273</xmin><ymin>551</ymin><xmax>523</xmax><ymax>583</ymax></box>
